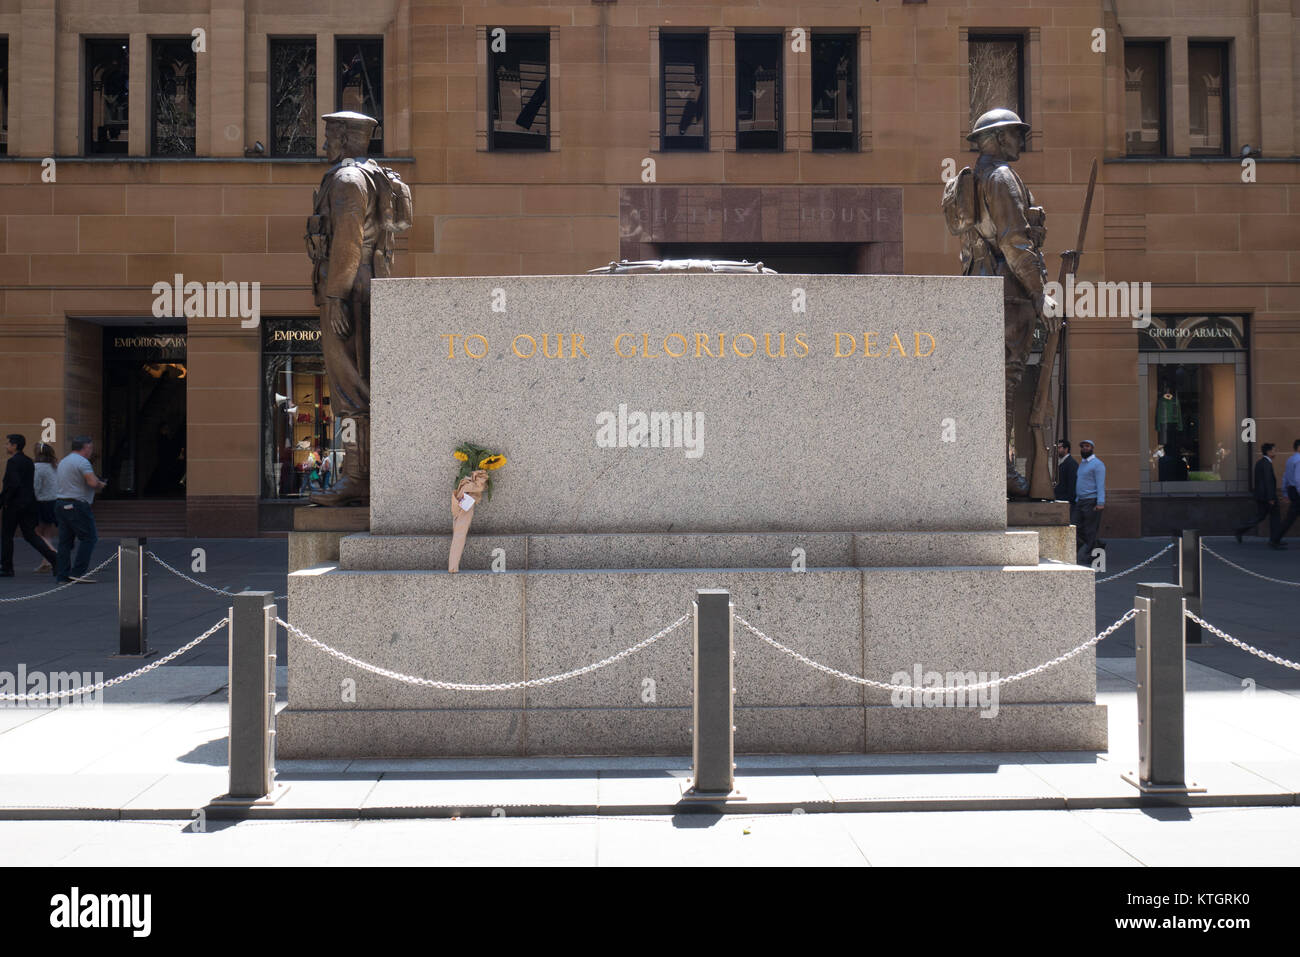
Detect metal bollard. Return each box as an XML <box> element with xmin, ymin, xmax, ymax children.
<box><xmin>689</xmin><ymin>589</ymin><xmax>736</xmax><ymax>796</ymax></box>
<box><xmin>225</xmin><ymin>591</ymin><xmax>278</xmax><ymax>802</ymax></box>
<box><xmin>1122</xmin><ymin>582</ymin><xmax>1203</xmax><ymax>794</ymax></box>
<box><xmin>1178</xmin><ymin>529</ymin><xmax>1204</xmax><ymax>645</ymax></box>
<box><xmin>116</xmin><ymin>538</ymin><xmax>149</xmax><ymax>657</ymax></box>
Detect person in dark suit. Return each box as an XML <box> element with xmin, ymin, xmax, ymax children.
<box><xmin>1054</xmin><ymin>438</ymin><xmax>1078</xmax><ymax>504</ymax></box>
<box><xmin>1234</xmin><ymin>443</ymin><xmax>1284</xmax><ymax>548</ymax></box>
<box><xmin>1</xmin><ymin>434</ymin><xmax>59</xmax><ymax>577</ymax></box>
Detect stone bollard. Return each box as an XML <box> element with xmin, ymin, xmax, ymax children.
<box><xmin>1123</xmin><ymin>582</ymin><xmax>1204</xmax><ymax>795</ymax></box>
<box><xmin>225</xmin><ymin>591</ymin><xmax>278</xmax><ymax>802</ymax></box>
<box><xmin>689</xmin><ymin>589</ymin><xmax>736</xmax><ymax>797</ymax></box>
<box><xmin>116</xmin><ymin>538</ymin><xmax>149</xmax><ymax>657</ymax></box>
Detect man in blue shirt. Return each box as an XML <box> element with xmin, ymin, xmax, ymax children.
<box><xmin>1273</xmin><ymin>438</ymin><xmax>1300</xmax><ymax>547</ymax></box>
<box><xmin>1072</xmin><ymin>439</ymin><xmax>1105</xmax><ymax>566</ymax></box>
<box><xmin>53</xmin><ymin>436</ymin><xmax>108</xmax><ymax>583</ymax></box>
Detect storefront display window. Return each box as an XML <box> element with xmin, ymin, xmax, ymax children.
<box><xmin>262</xmin><ymin>318</ymin><xmax>336</xmax><ymax>500</ymax></box>
<box><xmin>1138</xmin><ymin>315</ymin><xmax>1248</xmax><ymax>494</ymax></box>
<box><xmin>102</xmin><ymin>327</ymin><xmax>188</xmax><ymax>499</ymax></box>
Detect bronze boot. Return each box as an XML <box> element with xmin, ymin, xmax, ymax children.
<box><xmin>310</xmin><ymin>415</ymin><xmax>370</xmax><ymax>506</ymax></box>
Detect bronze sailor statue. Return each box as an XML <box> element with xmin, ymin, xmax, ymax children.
<box><xmin>304</xmin><ymin>111</ymin><xmax>412</xmax><ymax>506</ymax></box>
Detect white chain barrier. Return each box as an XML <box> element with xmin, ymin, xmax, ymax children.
<box><xmin>1201</xmin><ymin>545</ymin><xmax>1300</xmax><ymax>588</ymax></box>
<box><xmin>278</xmin><ymin>614</ymin><xmax>691</xmax><ymax>691</ymax></box>
<box><xmin>0</xmin><ymin>553</ymin><xmax>119</xmax><ymax>603</ymax></box>
<box><xmin>734</xmin><ymin>609</ymin><xmax>1140</xmax><ymax>693</ymax></box>
<box><xmin>1185</xmin><ymin>610</ymin><xmax>1300</xmax><ymax>671</ymax></box>
<box><xmin>0</xmin><ymin>616</ymin><xmax>229</xmax><ymax>702</ymax></box>
<box><xmin>147</xmin><ymin>550</ymin><xmax>288</xmax><ymax>600</ymax></box>
<box><xmin>1094</xmin><ymin>542</ymin><xmax>1175</xmax><ymax>584</ymax></box>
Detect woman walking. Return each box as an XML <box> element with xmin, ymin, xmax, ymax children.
<box><xmin>31</xmin><ymin>442</ymin><xmax>59</xmax><ymax>572</ymax></box>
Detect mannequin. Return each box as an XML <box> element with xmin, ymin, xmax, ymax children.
<box><xmin>1155</xmin><ymin>380</ymin><xmax>1183</xmax><ymax>481</ymax></box>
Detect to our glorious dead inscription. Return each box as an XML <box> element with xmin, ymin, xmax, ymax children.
<box><xmin>369</xmin><ymin>274</ymin><xmax>1005</xmax><ymax>535</ymax></box>
<box><xmin>438</xmin><ymin>330</ymin><xmax>938</xmax><ymax>359</ymax></box>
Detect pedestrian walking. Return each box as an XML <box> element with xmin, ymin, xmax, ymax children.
<box><xmin>31</xmin><ymin>441</ymin><xmax>59</xmax><ymax>571</ymax></box>
<box><xmin>53</xmin><ymin>436</ymin><xmax>108</xmax><ymax>583</ymax></box>
<box><xmin>1</xmin><ymin>434</ymin><xmax>60</xmax><ymax>577</ymax></box>
<box><xmin>1234</xmin><ymin>443</ymin><xmax>1284</xmax><ymax>549</ymax></box>
<box><xmin>1072</xmin><ymin>439</ymin><xmax>1106</xmax><ymax>566</ymax></box>
<box><xmin>1054</xmin><ymin>438</ymin><xmax>1078</xmax><ymax>504</ymax></box>
<box><xmin>1276</xmin><ymin>439</ymin><xmax>1300</xmax><ymax>545</ymax></box>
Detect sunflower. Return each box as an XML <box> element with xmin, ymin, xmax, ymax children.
<box><xmin>453</xmin><ymin>441</ymin><xmax>506</xmax><ymax>501</ymax></box>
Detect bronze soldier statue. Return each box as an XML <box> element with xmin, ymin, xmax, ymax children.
<box><xmin>305</xmin><ymin>111</ymin><xmax>411</xmax><ymax>506</ymax></box>
<box><xmin>944</xmin><ymin>108</ymin><xmax>1055</xmax><ymax>497</ymax></box>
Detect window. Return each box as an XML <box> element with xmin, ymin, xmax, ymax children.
<box><xmin>1</xmin><ymin>38</ymin><xmax>8</xmax><ymax>154</ymax></box>
<box><xmin>489</xmin><ymin>31</ymin><xmax>549</xmax><ymax>150</ymax></box>
<box><xmin>151</xmin><ymin>38</ymin><xmax>197</xmax><ymax>156</ymax></box>
<box><xmin>270</xmin><ymin>38</ymin><xmax>317</xmax><ymax>156</ymax></box>
<box><xmin>85</xmin><ymin>38</ymin><xmax>130</xmax><ymax>155</ymax></box>
<box><xmin>336</xmin><ymin>37</ymin><xmax>382</xmax><ymax>154</ymax></box>
<box><xmin>736</xmin><ymin>34</ymin><xmax>782</xmax><ymax>151</ymax></box>
<box><xmin>661</xmin><ymin>34</ymin><xmax>707</xmax><ymax>151</ymax></box>
<box><xmin>969</xmin><ymin>34</ymin><xmax>1025</xmax><ymax>148</ymax></box>
<box><xmin>1188</xmin><ymin>42</ymin><xmax>1228</xmax><ymax>157</ymax></box>
<box><xmin>1125</xmin><ymin>42</ymin><xmax>1166</xmax><ymax>157</ymax></box>
<box><xmin>1138</xmin><ymin>315</ymin><xmax>1249</xmax><ymax>493</ymax></box>
<box><xmin>811</xmin><ymin>34</ymin><xmax>856</xmax><ymax>151</ymax></box>
<box><xmin>262</xmin><ymin>319</ymin><xmax>335</xmax><ymax>500</ymax></box>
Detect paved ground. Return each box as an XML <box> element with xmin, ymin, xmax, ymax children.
<box><xmin>4</xmin><ymin>806</ymin><xmax>1298</xmax><ymax>866</ymax></box>
<box><xmin>0</xmin><ymin>535</ymin><xmax>1297</xmax><ymax>865</ymax></box>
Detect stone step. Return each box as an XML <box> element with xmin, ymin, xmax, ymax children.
<box><xmin>335</xmin><ymin>529</ymin><xmax>1042</xmax><ymax>571</ymax></box>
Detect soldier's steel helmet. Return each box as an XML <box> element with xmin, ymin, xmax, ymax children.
<box><xmin>966</xmin><ymin>108</ymin><xmax>1030</xmax><ymax>142</ymax></box>
<box><xmin>321</xmin><ymin>111</ymin><xmax>379</xmax><ymax>134</ymax></box>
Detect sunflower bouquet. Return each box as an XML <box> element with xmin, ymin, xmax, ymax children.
<box><xmin>452</xmin><ymin>441</ymin><xmax>507</xmax><ymax>502</ymax></box>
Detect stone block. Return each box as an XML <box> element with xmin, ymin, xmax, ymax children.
<box><xmin>369</xmin><ymin>274</ymin><xmax>1005</xmax><ymax>535</ymax></box>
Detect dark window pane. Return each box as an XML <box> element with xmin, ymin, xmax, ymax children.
<box><xmin>336</xmin><ymin>37</ymin><xmax>383</xmax><ymax>154</ymax></box>
<box><xmin>1125</xmin><ymin>43</ymin><xmax>1165</xmax><ymax>156</ymax></box>
<box><xmin>270</xmin><ymin>38</ymin><xmax>317</xmax><ymax>156</ymax></box>
<box><xmin>812</xmin><ymin>34</ymin><xmax>856</xmax><ymax>151</ymax></box>
<box><xmin>489</xmin><ymin>32</ymin><xmax>549</xmax><ymax>150</ymax></box>
<box><xmin>0</xmin><ymin>38</ymin><xmax>8</xmax><ymax>155</ymax></box>
<box><xmin>1189</xmin><ymin>42</ymin><xmax>1228</xmax><ymax>156</ymax></box>
<box><xmin>969</xmin><ymin>36</ymin><xmax>1024</xmax><ymax>147</ymax></box>
<box><xmin>661</xmin><ymin>34</ymin><xmax>707</xmax><ymax>151</ymax></box>
<box><xmin>736</xmin><ymin>35</ymin><xmax>782</xmax><ymax>151</ymax></box>
<box><xmin>151</xmin><ymin>39</ymin><xmax>196</xmax><ymax>156</ymax></box>
<box><xmin>86</xmin><ymin>38</ymin><xmax>130</xmax><ymax>155</ymax></box>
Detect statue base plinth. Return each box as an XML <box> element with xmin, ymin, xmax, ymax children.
<box><xmin>278</xmin><ymin>530</ymin><xmax>1105</xmax><ymax>758</ymax></box>
<box><xmin>289</xmin><ymin>506</ymin><xmax>370</xmax><ymax>573</ymax></box>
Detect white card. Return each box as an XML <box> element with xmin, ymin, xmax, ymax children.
<box><xmin>458</xmin><ymin>493</ymin><xmax>476</xmax><ymax>510</ymax></box>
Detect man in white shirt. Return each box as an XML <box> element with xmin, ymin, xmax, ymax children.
<box><xmin>53</xmin><ymin>436</ymin><xmax>108</xmax><ymax>583</ymax></box>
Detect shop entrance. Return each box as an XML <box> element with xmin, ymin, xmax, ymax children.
<box><xmin>101</xmin><ymin>327</ymin><xmax>188</xmax><ymax>500</ymax></box>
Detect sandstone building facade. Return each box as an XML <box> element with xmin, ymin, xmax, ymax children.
<box><xmin>0</xmin><ymin>0</ymin><xmax>1296</xmax><ymax>537</ymax></box>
